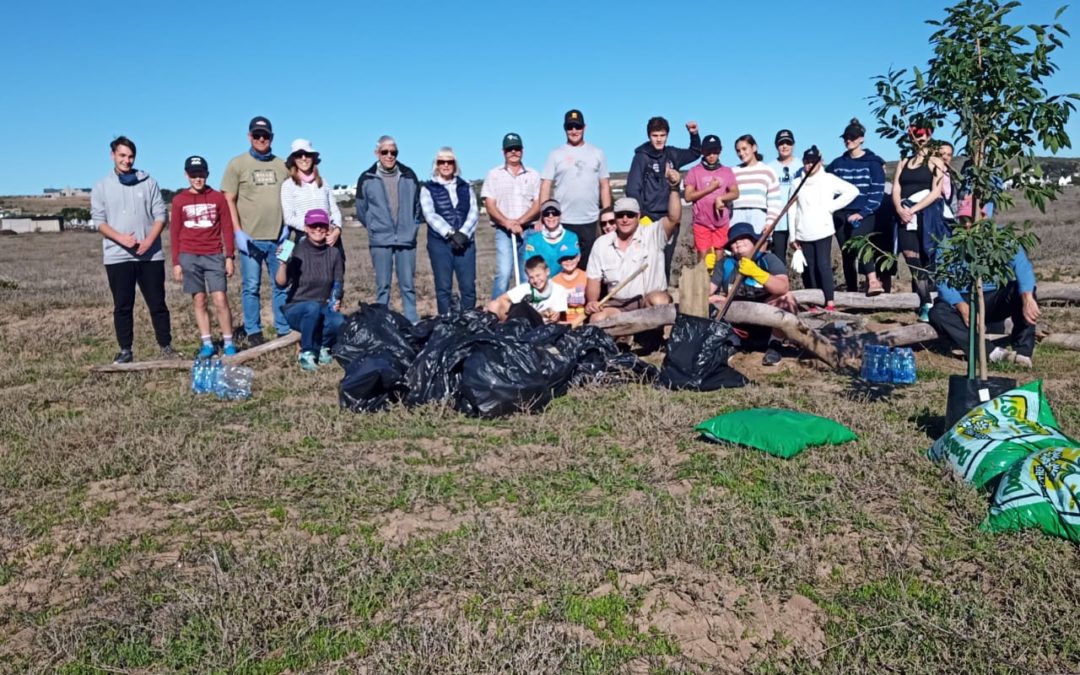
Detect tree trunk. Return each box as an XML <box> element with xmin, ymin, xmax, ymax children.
<box><xmin>91</xmin><ymin>332</ymin><xmax>301</xmax><ymax>374</ymax></box>
<box><xmin>977</xmin><ymin>283</ymin><xmax>988</xmax><ymax>381</ymax></box>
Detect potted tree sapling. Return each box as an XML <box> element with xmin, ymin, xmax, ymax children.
<box><xmin>866</xmin><ymin>0</ymin><xmax>1077</xmax><ymax>425</ymax></box>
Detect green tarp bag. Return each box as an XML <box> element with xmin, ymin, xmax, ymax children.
<box><xmin>982</xmin><ymin>445</ymin><xmax>1080</xmax><ymax>544</ymax></box>
<box><xmin>927</xmin><ymin>380</ymin><xmax>1076</xmax><ymax>489</ymax></box>
<box><xmin>695</xmin><ymin>408</ymin><xmax>858</xmax><ymax>459</ymax></box>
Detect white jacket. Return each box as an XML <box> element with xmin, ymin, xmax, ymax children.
<box><xmin>791</xmin><ymin>170</ymin><xmax>859</xmax><ymax>242</ymax></box>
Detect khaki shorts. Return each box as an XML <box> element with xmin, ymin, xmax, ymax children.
<box><xmin>604</xmin><ymin>295</ymin><xmax>645</xmax><ymax>312</ymax></box>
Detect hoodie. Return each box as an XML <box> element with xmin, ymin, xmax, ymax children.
<box><xmin>91</xmin><ymin>170</ymin><xmax>167</xmax><ymax>265</ymax></box>
<box><xmin>169</xmin><ymin>187</ymin><xmax>236</xmax><ymax>266</ymax></box>
<box><xmin>826</xmin><ymin>149</ymin><xmax>886</xmax><ymax>218</ymax></box>
<box><xmin>625</xmin><ymin>131</ymin><xmax>701</xmax><ymax>219</ymax></box>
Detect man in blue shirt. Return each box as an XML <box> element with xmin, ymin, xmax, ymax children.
<box><xmin>928</xmin><ymin>247</ymin><xmax>1041</xmax><ymax>366</ymax></box>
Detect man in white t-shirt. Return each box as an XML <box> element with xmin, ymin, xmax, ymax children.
<box><xmin>539</xmin><ymin>109</ymin><xmax>612</xmax><ymax>270</ymax></box>
<box><xmin>486</xmin><ymin>254</ymin><xmax>568</xmax><ymax>324</ymax></box>
<box><xmin>585</xmin><ymin>171</ymin><xmax>682</xmax><ymax>324</ymax></box>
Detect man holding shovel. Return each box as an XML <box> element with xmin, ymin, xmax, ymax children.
<box><xmin>584</xmin><ymin>168</ymin><xmax>682</xmax><ymax>324</ymax></box>
<box><xmin>481</xmin><ymin>132</ymin><xmax>540</xmax><ymax>299</ymax></box>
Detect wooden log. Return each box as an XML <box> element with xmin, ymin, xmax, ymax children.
<box><xmin>591</xmin><ymin>305</ymin><xmax>676</xmax><ymax>337</ymax></box>
<box><xmin>90</xmin><ymin>332</ymin><xmax>300</xmax><ymax>374</ymax></box>
<box><xmin>1039</xmin><ymin>283</ymin><xmax>1080</xmax><ymax>303</ymax></box>
<box><xmin>1043</xmin><ymin>333</ymin><xmax>1080</xmax><ymax>351</ymax></box>
<box><xmin>792</xmin><ymin>290</ymin><xmax>922</xmax><ymax>310</ymax></box>
<box><xmin>725</xmin><ymin>301</ymin><xmax>840</xmax><ymax>367</ymax></box>
<box><xmin>677</xmin><ymin>260</ymin><xmax>711</xmax><ymax>319</ymax></box>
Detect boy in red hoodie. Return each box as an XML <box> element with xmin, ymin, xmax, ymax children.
<box><xmin>169</xmin><ymin>156</ymin><xmax>237</xmax><ymax>357</ymax></box>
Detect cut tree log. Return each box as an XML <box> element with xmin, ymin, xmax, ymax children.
<box><xmin>792</xmin><ymin>282</ymin><xmax>1079</xmax><ymax>309</ymax></box>
<box><xmin>677</xmin><ymin>260</ymin><xmax>711</xmax><ymax>319</ymax></box>
<box><xmin>1043</xmin><ymin>333</ymin><xmax>1080</xmax><ymax>351</ymax></box>
<box><xmin>90</xmin><ymin>332</ymin><xmax>300</xmax><ymax>374</ymax></box>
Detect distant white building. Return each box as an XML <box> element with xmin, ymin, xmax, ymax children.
<box><xmin>1058</xmin><ymin>175</ymin><xmax>1073</xmax><ymax>187</ymax></box>
<box><xmin>43</xmin><ymin>187</ymin><xmax>91</xmax><ymax>197</ymax></box>
<box><xmin>1</xmin><ymin>217</ymin><xmax>63</xmax><ymax>233</ymax></box>
<box><xmin>332</xmin><ymin>184</ymin><xmax>355</xmax><ymax>201</ymax></box>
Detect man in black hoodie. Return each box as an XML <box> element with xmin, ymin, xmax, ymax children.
<box><xmin>626</xmin><ymin>117</ymin><xmax>701</xmax><ymax>282</ymax></box>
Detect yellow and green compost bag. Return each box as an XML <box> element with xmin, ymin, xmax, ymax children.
<box><xmin>695</xmin><ymin>408</ymin><xmax>857</xmax><ymax>458</ymax></box>
<box><xmin>982</xmin><ymin>445</ymin><xmax>1080</xmax><ymax>544</ymax></box>
<box><xmin>927</xmin><ymin>380</ymin><xmax>1076</xmax><ymax>489</ymax></box>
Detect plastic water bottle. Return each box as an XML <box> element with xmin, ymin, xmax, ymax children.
<box><xmin>197</xmin><ymin>358</ymin><xmax>211</xmax><ymax>394</ymax></box>
<box><xmin>861</xmin><ymin>345</ymin><xmax>886</xmax><ymax>383</ymax></box>
<box><xmin>190</xmin><ymin>359</ymin><xmax>201</xmax><ymax>394</ymax></box>
<box><xmin>218</xmin><ymin>365</ymin><xmax>255</xmax><ymax>400</ymax></box>
<box><xmin>328</xmin><ymin>281</ymin><xmax>342</xmax><ymax>309</ymax></box>
<box><xmin>210</xmin><ymin>359</ymin><xmax>223</xmax><ymax>397</ymax></box>
<box><xmin>893</xmin><ymin>348</ymin><xmax>917</xmax><ymax>384</ymax></box>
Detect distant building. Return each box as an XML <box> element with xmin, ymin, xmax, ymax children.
<box><xmin>43</xmin><ymin>186</ymin><xmax>91</xmax><ymax>197</ymax></box>
<box><xmin>1</xmin><ymin>216</ymin><xmax>63</xmax><ymax>233</ymax></box>
<box><xmin>331</xmin><ymin>184</ymin><xmax>355</xmax><ymax>201</ymax></box>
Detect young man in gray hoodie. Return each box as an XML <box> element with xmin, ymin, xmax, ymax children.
<box><xmin>91</xmin><ymin>136</ymin><xmax>179</xmax><ymax>364</ymax></box>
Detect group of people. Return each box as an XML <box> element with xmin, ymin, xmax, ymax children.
<box><xmin>90</xmin><ymin>111</ymin><xmax>1040</xmax><ymax>370</ymax></box>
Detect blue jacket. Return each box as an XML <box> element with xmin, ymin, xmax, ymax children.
<box><xmin>936</xmin><ymin>246</ymin><xmax>1036</xmax><ymax>305</ymax></box>
<box><xmin>626</xmin><ymin>132</ymin><xmax>701</xmax><ymax>219</ymax></box>
<box><xmin>355</xmin><ymin>162</ymin><xmax>422</xmax><ymax>247</ymax></box>
<box><xmin>826</xmin><ymin>149</ymin><xmax>886</xmax><ymax>219</ymax></box>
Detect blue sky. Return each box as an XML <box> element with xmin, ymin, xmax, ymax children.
<box><xmin>3</xmin><ymin>0</ymin><xmax>1077</xmax><ymax>195</ymax></box>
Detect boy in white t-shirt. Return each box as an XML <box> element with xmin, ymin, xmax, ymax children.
<box><xmin>486</xmin><ymin>255</ymin><xmax>568</xmax><ymax>324</ymax></box>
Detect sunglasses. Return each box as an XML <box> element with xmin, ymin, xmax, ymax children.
<box><xmin>251</xmin><ymin>132</ymin><xmax>271</xmax><ymax>140</ymax></box>
<box><xmin>564</xmin><ymin>124</ymin><xmax>584</xmax><ymax>131</ymax></box>
<box><xmin>600</xmin><ymin>219</ymin><xmax>616</xmax><ymax>226</ymax></box>
<box><xmin>542</xmin><ymin>209</ymin><xmax>561</xmax><ymax>217</ymax></box>
<box><xmin>436</xmin><ymin>159</ymin><xmax>456</xmax><ymax>166</ymax></box>
<box><xmin>294</xmin><ymin>152</ymin><xmax>315</xmax><ymax>159</ymax></box>
<box><xmin>504</xmin><ymin>147</ymin><xmax>523</xmax><ymax>153</ymax></box>
<box><xmin>615</xmin><ymin>211</ymin><xmax>637</xmax><ymax>219</ymax></box>
<box><xmin>776</xmin><ymin>141</ymin><xmax>793</xmax><ymax>147</ymax></box>
<box><xmin>380</xmin><ymin>149</ymin><xmax>399</xmax><ymax>156</ymax></box>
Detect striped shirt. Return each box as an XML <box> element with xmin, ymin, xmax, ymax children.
<box><xmin>480</xmin><ymin>164</ymin><xmax>541</xmax><ymax>224</ymax></box>
<box><xmin>768</xmin><ymin>159</ymin><xmax>801</xmax><ymax>232</ymax></box>
<box><xmin>280</xmin><ymin>178</ymin><xmax>343</xmax><ymax>232</ymax></box>
<box><xmin>732</xmin><ymin>163</ymin><xmax>781</xmax><ymax>224</ymax></box>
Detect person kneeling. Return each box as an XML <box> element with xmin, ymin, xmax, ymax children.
<box><xmin>708</xmin><ymin>222</ymin><xmax>798</xmax><ymax>366</ymax></box>
<box><xmin>486</xmin><ymin>255</ymin><xmax>568</xmax><ymax>325</ymax></box>
<box><xmin>275</xmin><ymin>209</ymin><xmax>345</xmax><ymax>371</ymax></box>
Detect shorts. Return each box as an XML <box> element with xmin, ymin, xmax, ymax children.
<box><xmin>179</xmin><ymin>252</ymin><xmax>227</xmax><ymax>295</ymax></box>
<box><xmin>692</xmin><ymin>223</ymin><xmax>729</xmax><ymax>253</ymax></box>
<box><xmin>604</xmin><ymin>295</ymin><xmax>645</xmax><ymax>312</ymax></box>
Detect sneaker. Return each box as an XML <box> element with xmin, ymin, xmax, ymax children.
<box><xmin>762</xmin><ymin>346</ymin><xmax>783</xmax><ymax>366</ymax></box>
<box><xmin>989</xmin><ymin>346</ymin><xmax>1012</xmax><ymax>363</ymax></box>
<box><xmin>246</xmin><ymin>332</ymin><xmax>265</xmax><ymax>348</ymax></box>
<box><xmin>112</xmin><ymin>349</ymin><xmax>133</xmax><ymax>364</ymax></box>
<box><xmin>223</xmin><ymin>343</ymin><xmax>238</xmax><ymax>356</ymax></box>
<box><xmin>917</xmin><ymin>304</ymin><xmax>932</xmax><ymax>323</ymax></box>
<box><xmin>866</xmin><ymin>279</ymin><xmax>885</xmax><ymax>297</ymax></box>
<box><xmin>197</xmin><ymin>343</ymin><xmax>216</xmax><ymax>358</ymax></box>
<box><xmin>318</xmin><ymin>347</ymin><xmax>334</xmax><ymax>365</ymax></box>
<box><xmin>1014</xmin><ymin>354</ymin><xmax>1033</xmax><ymax>368</ymax></box>
<box><xmin>298</xmin><ymin>351</ymin><xmax>318</xmax><ymax>371</ymax></box>
<box><xmin>825</xmin><ymin>302</ymin><xmax>837</xmax><ymax>313</ymax></box>
<box><xmin>159</xmin><ymin>345</ymin><xmax>184</xmax><ymax>360</ymax></box>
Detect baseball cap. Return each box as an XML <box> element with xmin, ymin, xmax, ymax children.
<box><xmin>775</xmin><ymin>129</ymin><xmax>795</xmax><ymax>146</ymax></box>
<box><xmin>249</xmin><ymin>116</ymin><xmax>273</xmax><ymax>134</ymax></box>
<box><xmin>612</xmin><ymin>197</ymin><xmax>640</xmax><ymax>215</ymax></box>
<box><xmin>304</xmin><ymin>209</ymin><xmax>331</xmax><ymax>227</ymax></box>
<box><xmin>725</xmin><ymin>222</ymin><xmax>758</xmax><ymax>249</ymax></box>
<box><xmin>557</xmin><ymin>241</ymin><xmax>581</xmax><ymax>260</ymax></box>
<box><xmin>184</xmin><ymin>155</ymin><xmax>208</xmax><ymax>175</ymax></box>
<box><xmin>502</xmin><ymin>132</ymin><xmax>523</xmax><ymax>150</ymax></box>
<box><xmin>563</xmin><ymin>109</ymin><xmax>585</xmax><ymax>128</ymax></box>
<box><xmin>841</xmin><ymin>119</ymin><xmax>865</xmax><ymax>141</ymax></box>
<box><xmin>802</xmin><ymin>145</ymin><xmax>822</xmax><ymax>164</ymax></box>
<box><xmin>540</xmin><ymin>199</ymin><xmax>561</xmax><ymax>215</ymax></box>
<box><xmin>702</xmin><ymin>135</ymin><xmax>722</xmax><ymax>153</ymax></box>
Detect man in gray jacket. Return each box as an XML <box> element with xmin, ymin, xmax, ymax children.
<box><xmin>355</xmin><ymin>135</ymin><xmax>421</xmax><ymax>321</ymax></box>
<box><xmin>91</xmin><ymin>136</ymin><xmax>179</xmax><ymax>363</ymax></box>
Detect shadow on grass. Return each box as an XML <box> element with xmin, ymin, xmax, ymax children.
<box><xmin>843</xmin><ymin>376</ymin><xmax>898</xmax><ymax>403</ymax></box>
<box><xmin>911</xmin><ymin>409</ymin><xmax>947</xmax><ymax>440</ymax></box>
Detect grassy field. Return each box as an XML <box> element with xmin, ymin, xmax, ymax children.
<box><xmin>1</xmin><ymin>192</ymin><xmax>1078</xmax><ymax>674</ymax></box>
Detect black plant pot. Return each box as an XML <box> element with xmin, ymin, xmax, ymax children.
<box><xmin>945</xmin><ymin>374</ymin><xmax>1018</xmax><ymax>428</ymax></box>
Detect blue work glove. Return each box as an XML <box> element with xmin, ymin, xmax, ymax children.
<box><xmin>234</xmin><ymin>229</ymin><xmax>252</xmax><ymax>256</ymax></box>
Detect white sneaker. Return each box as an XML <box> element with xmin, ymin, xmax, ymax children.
<box><xmin>1014</xmin><ymin>354</ymin><xmax>1033</xmax><ymax>368</ymax></box>
<box><xmin>989</xmin><ymin>346</ymin><xmax>1012</xmax><ymax>363</ymax></box>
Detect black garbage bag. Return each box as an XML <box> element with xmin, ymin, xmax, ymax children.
<box><xmin>657</xmin><ymin>314</ymin><xmax>746</xmax><ymax>390</ymax></box>
<box><xmin>458</xmin><ymin>334</ymin><xmax>577</xmax><ymax>418</ymax></box>
<box><xmin>332</xmin><ymin>303</ymin><xmax>417</xmax><ymax>370</ymax></box>
<box><xmin>339</xmin><ymin>355</ymin><xmax>409</xmax><ymax>412</ymax></box>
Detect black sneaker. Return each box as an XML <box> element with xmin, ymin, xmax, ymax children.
<box><xmin>159</xmin><ymin>345</ymin><xmax>184</xmax><ymax>360</ymax></box>
<box><xmin>246</xmin><ymin>332</ymin><xmax>265</xmax><ymax>348</ymax></box>
<box><xmin>112</xmin><ymin>349</ymin><xmax>133</xmax><ymax>364</ymax></box>
<box><xmin>762</xmin><ymin>346</ymin><xmax>783</xmax><ymax>366</ymax></box>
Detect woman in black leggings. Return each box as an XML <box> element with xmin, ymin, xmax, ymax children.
<box><xmin>892</xmin><ymin>126</ymin><xmax>945</xmax><ymax>322</ymax></box>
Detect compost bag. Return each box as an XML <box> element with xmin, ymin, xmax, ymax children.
<box><xmin>657</xmin><ymin>314</ymin><xmax>746</xmax><ymax>390</ymax></box>
<box><xmin>696</xmin><ymin>408</ymin><xmax>857</xmax><ymax>458</ymax></box>
<box><xmin>983</xmin><ymin>445</ymin><xmax>1080</xmax><ymax>543</ymax></box>
<box><xmin>927</xmin><ymin>380</ymin><xmax>1077</xmax><ymax>489</ymax></box>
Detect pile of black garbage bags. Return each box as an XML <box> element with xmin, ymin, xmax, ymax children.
<box><xmin>333</xmin><ymin>305</ymin><xmax>746</xmax><ymax>418</ymax></box>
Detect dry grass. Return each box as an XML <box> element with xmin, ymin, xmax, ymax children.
<box><xmin>1</xmin><ymin>191</ymin><xmax>1079</xmax><ymax>674</ymax></box>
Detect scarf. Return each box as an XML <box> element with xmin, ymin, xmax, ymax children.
<box><xmin>542</xmin><ymin>225</ymin><xmax>565</xmax><ymax>243</ymax></box>
<box><xmin>300</xmin><ymin>171</ymin><xmax>317</xmax><ymax>184</ymax></box>
<box><xmin>701</xmin><ymin>159</ymin><xmax>721</xmax><ymax>171</ymax></box>
<box><xmin>249</xmin><ymin>147</ymin><xmax>275</xmax><ymax>161</ymax></box>
<box><xmin>116</xmin><ymin>170</ymin><xmax>140</xmax><ymax>186</ymax></box>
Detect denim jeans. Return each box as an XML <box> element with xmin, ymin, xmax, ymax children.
<box><xmin>369</xmin><ymin>245</ymin><xmax>417</xmax><ymax>322</ymax></box>
<box><xmin>282</xmin><ymin>300</ymin><xmax>345</xmax><ymax>352</ymax></box>
<box><xmin>240</xmin><ymin>239</ymin><xmax>290</xmax><ymax>337</ymax></box>
<box><xmin>427</xmin><ymin>231</ymin><xmax>477</xmax><ymax>315</ymax></box>
<box><xmin>491</xmin><ymin>227</ymin><xmax>526</xmax><ymax>299</ymax></box>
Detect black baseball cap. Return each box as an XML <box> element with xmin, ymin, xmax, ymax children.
<box><xmin>563</xmin><ymin>109</ymin><xmax>585</xmax><ymax>129</ymax></box>
<box><xmin>775</xmin><ymin>129</ymin><xmax>795</xmax><ymax>146</ymax></box>
<box><xmin>184</xmin><ymin>155</ymin><xmax>208</xmax><ymax>175</ymax></box>
<box><xmin>502</xmin><ymin>132</ymin><xmax>523</xmax><ymax>150</ymax></box>
<box><xmin>702</xmin><ymin>135</ymin><xmax>722</xmax><ymax>153</ymax></box>
<box><xmin>803</xmin><ymin>145</ymin><xmax>822</xmax><ymax>164</ymax></box>
<box><xmin>249</xmin><ymin>116</ymin><xmax>273</xmax><ymax>134</ymax></box>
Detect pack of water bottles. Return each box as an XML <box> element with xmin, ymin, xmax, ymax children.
<box><xmin>190</xmin><ymin>358</ymin><xmax>255</xmax><ymax>400</ymax></box>
<box><xmin>860</xmin><ymin>345</ymin><xmax>917</xmax><ymax>385</ymax></box>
